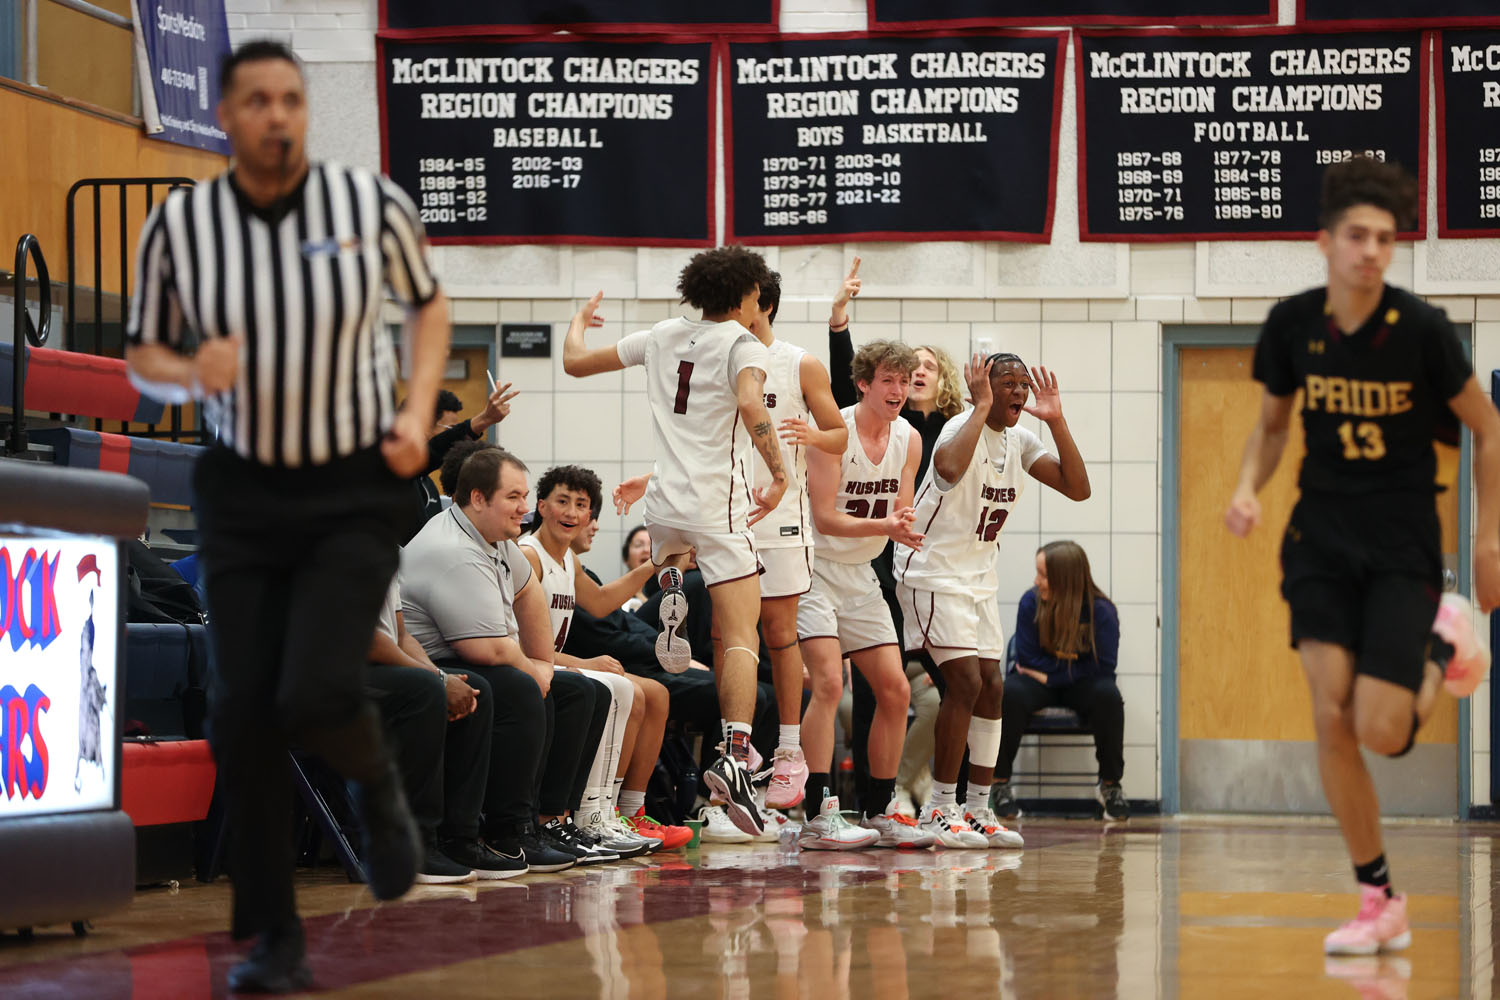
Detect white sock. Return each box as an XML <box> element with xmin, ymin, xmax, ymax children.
<box><xmin>967</xmin><ymin>716</ymin><xmax>1003</xmax><ymax>769</ymax></box>
<box><xmin>611</xmin><ymin>777</ymin><xmax>624</xmax><ymax>812</ymax></box>
<box><xmin>930</xmin><ymin>780</ymin><xmax>958</xmax><ymax>811</ymax></box>
<box><xmin>778</xmin><ymin>724</ymin><xmax>801</xmax><ymax>751</ymax></box>
<box><xmin>967</xmin><ymin>784</ymin><xmax>991</xmax><ymax>813</ymax></box>
<box><xmin>618</xmin><ymin>789</ymin><xmax>645</xmax><ymax>817</ymax></box>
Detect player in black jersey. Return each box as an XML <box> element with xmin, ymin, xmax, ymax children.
<box><xmin>1225</xmin><ymin>157</ymin><xmax>1500</xmax><ymax>956</ymax></box>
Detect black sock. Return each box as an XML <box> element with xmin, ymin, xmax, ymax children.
<box><xmin>806</xmin><ymin>773</ymin><xmax>829</xmax><ymax>816</ymax></box>
<box><xmin>865</xmin><ymin>777</ymin><xmax>896</xmax><ymax>818</ymax></box>
<box><xmin>1353</xmin><ymin>854</ymin><xmax>1393</xmax><ymax>898</ymax></box>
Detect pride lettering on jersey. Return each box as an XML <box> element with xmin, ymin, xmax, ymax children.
<box><xmin>1304</xmin><ymin>375</ymin><xmax>1413</xmax><ymax>417</ymax></box>
<box><xmin>844</xmin><ymin>478</ymin><xmax>899</xmax><ymax>496</ymax></box>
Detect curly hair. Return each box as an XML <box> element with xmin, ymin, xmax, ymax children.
<box><xmin>535</xmin><ymin>464</ymin><xmax>603</xmax><ymax>518</ymax></box>
<box><xmin>677</xmin><ymin>246</ymin><xmax>771</xmax><ymax>316</ymax></box>
<box><xmin>1318</xmin><ymin>156</ymin><xmax>1417</xmax><ymax>232</ymax></box>
<box><xmin>915</xmin><ymin>345</ymin><xmax>966</xmax><ymax>419</ymax></box>
<box><xmin>849</xmin><ymin>340</ymin><xmax>919</xmax><ymax>399</ymax></box>
<box><xmin>758</xmin><ymin>269</ymin><xmax>782</xmax><ymax>325</ymax></box>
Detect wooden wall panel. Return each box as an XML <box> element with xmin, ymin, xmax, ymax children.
<box><xmin>1178</xmin><ymin>346</ymin><xmax>1458</xmax><ymax>745</ymax></box>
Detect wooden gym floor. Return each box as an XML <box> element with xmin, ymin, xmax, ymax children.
<box><xmin>0</xmin><ymin>816</ymin><xmax>1492</xmax><ymax>998</ymax></box>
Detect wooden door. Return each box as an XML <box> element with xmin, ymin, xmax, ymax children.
<box><xmin>1177</xmin><ymin>346</ymin><xmax>1458</xmax><ymax>815</ymax></box>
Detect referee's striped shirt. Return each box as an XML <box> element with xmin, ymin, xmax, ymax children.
<box><xmin>125</xmin><ymin>162</ymin><xmax>439</xmax><ymax>468</ymax></box>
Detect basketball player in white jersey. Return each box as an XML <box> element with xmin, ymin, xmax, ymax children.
<box><xmin>519</xmin><ymin>465</ymin><xmax>670</xmax><ymax>858</ymax></box>
<box><xmin>562</xmin><ymin>246</ymin><xmax>787</xmax><ymax>836</ymax></box>
<box><xmin>895</xmin><ymin>354</ymin><xmax>1091</xmax><ymax>849</ymax></box>
<box><xmin>799</xmin><ymin>340</ymin><xmax>934</xmax><ymax>850</ymax></box>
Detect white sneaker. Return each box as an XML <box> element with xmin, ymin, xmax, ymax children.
<box><xmin>964</xmin><ymin>805</ymin><xmax>1025</xmax><ymax>849</ymax></box>
<box><xmin>918</xmin><ymin>804</ymin><xmax>988</xmax><ymax>849</ymax></box>
<box><xmin>654</xmin><ymin>568</ymin><xmax>691</xmax><ymax>673</ymax></box>
<box><xmin>699</xmin><ymin>805</ymin><xmax>754</xmax><ymax>844</ymax></box>
<box><xmin>579</xmin><ymin>807</ymin><xmax>658</xmax><ymax>855</ymax></box>
<box><xmin>860</xmin><ymin>810</ymin><xmax>936</xmax><ymax>849</ymax></box>
<box><xmin>757</xmin><ymin>807</ymin><xmax>791</xmax><ymax>843</ymax></box>
<box><xmin>891</xmin><ymin>786</ymin><xmax>917</xmax><ymax>818</ymax></box>
<box><xmin>797</xmin><ymin>797</ymin><xmax>880</xmax><ymax>851</ymax></box>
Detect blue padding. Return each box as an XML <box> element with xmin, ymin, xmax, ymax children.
<box><xmin>171</xmin><ymin>553</ymin><xmax>200</xmax><ymax>586</ymax></box>
<box><xmin>30</xmin><ymin>426</ymin><xmax>88</xmax><ymax>466</ymax></box>
<box><xmin>125</xmin><ymin>437</ymin><xmax>202</xmax><ymax>507</ymax></box>
<box><xmin>0</xmin><ymin>341</ymin><xmax>16</xmax><ymax>408</ymax></box>
<box><xmin>131</xmin><ymin>395</ymin><xmax>166</xmax><ymax>425</ymax></box>
<box><xmin>124</xmin><ymin>623</ymin><xmax>209</xmax><ymax>739</ymax></box>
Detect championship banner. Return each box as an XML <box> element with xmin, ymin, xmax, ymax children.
<box><xmin>378</xmin><ymin>36</ymin><xmax>716</xmax><ymax>246</ymax></box>
<box><xmin>378</xmin><ymin>0</ymin><xmax>776</xmax><ymax>36</ymax></box>
<box><xmin>1437</xmin><ymin>31</ymin><xmax>1500</xmax><ymax>237</ymax></box>
<box><xmin>726</xmin><ymin>31</ymin><xmax>1066</xmax><ymax>245</ymax></box>
<box><xmin>1076</xmin><ymin>28</ymin><xmax>1427</xmax><ymax>241</ymax></box>
<box><xmin>1299</xmin><ymin>1</ymin><xmax>1500</xmax><ymax>30</ymax></box>
<box><xmin>129</xmin><ymin>0</ymin><xmax>231</xmax><ymax>154</ymax></box>
<box><xmin>0</xmin><ymin>535</ymin><xmax>119</xmax><ymax>818</ymax></box>
<box><xmin>869</xmin><ymin>0</ymin><xmax>1275</xmax><ymax>30</ymax></box>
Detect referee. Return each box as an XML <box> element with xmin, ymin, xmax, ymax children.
<box><xmin>125</xmin><ymin>41</ymin><xmax>450</xmax><ymax>993</ymax></box>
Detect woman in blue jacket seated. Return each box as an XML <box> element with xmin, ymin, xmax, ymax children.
<box><xmin>992</xmin><ymin>540</ymin><xmax>1128</xmax><ymax>821</ymax></box>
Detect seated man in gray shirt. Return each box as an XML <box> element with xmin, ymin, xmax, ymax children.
<box><xmin>368</xmin><ymin>577</ymin><xmax>521</xmax><ymax>881</ymax></box>
<box><xmin>401</xmin><ymin>441</ymin><xmax>607</xmax><ymax>872</ymax></box>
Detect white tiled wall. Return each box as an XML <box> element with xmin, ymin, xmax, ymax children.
<box><xmin>243</xmin><ymin>0</ymin><xmax>1497</xmax><ymax>810</ymax></box>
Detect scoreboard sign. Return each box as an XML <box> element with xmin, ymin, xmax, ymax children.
<box><xmin>1437</xmin><ymin>31</ymin><xmax>1500</xmax><ymax>237</ymax></box>
<box><xmin>726</xmin><ymin>32</ymin><xmax>1066</xmax><ymax>245</ymax></box>
<box><xmin>1077</xmin><ymin>29</ymin><xmax>1427</xmax><ymax>241</ymax></box>
<box><xmin>1299</xmin><ymin>1</ymin><xmax>1500</xmax><ymax>30</ymax></box>
<box><xmin>869</xmin><ymin>0</ymin><xmax>1275</xmax><ymax>29</ymax></box>
<box><xmin>379</xmin><ymin>0</ymin><xmax>776</xmax><ymax>34</ymax></box>
<box><xmin>378</xmin><ymin>36</ymin><xmax>715</xmax><ymax>246</ymax></box>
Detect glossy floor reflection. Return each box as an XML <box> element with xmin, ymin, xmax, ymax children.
<box><xmin>0</xmin><ymin>817</ymin><xmax>1492</xmax><ymax>998</ymax></box>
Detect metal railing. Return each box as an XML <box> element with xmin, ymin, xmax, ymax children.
<box><xmin>8</xmin><ymin>233</ymin><xmax>52</xmax><ymax>454</ymax></box>
<box><xmin>66</xmin><ymin>176</ymin><xmax>195</xmax><ymax>439</ymax></box>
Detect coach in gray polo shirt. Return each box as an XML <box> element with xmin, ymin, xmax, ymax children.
<box><xmin>400</xmin><ymin>442</ymin><xmax>604</xmax><ymax>869</ymax></box>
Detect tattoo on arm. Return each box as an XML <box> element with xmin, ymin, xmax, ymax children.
<box><xmin>751</xmin><ymin>419</ymin><xmax>786</xmax><ymax>478</ymax></box>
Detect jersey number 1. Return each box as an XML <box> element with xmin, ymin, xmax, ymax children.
<box><xmin>673</xmin><ymin>361</ymin><xmax>695</xmax><ymax>414</ymax></box>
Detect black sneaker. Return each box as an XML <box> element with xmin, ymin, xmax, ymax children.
<box><xmin>510</xmin><ymin>824</ymin><xmax>578</xmax><ymax>873</ymax></box>
<box><xmin>990</xmin><ymin>782</ymin><xmax>1022</xmax><ymax>820</ymax></box>
<box><xmin>227</xmin><ymin>919</ymin><xmax>312</xmax><ymax>994</ymax></box>
<box><xmin>542</xmin><ymin>817</ymin><xmax>619</xmax><ymax>865</ymax></box>
<box><xmin>441</xmin><ymin>838</ymin><xmax>528</xmax><ymax>880</ymax></box>
<box><xmin>352</xmin><ymin>763</ymin><xmax>421</xmax><ymax>901</ymax></box>
<box><xmin>654</xmin><ymin>567</ymin><xmax>691</xmax><ymax>673</ymax></box>
<box><xmin>416</xmin><ymin>845</ymin><xmax>477</xmax><ymax>885</ymax></box>
<box><xmin>1097</xmin><ymin>782</ymin><xmax>1130</xmax><ymax>821</ymax></box>
<box><xmin>703</xmin><ymin>755</ymin><xmax>764</xmax><ymax>836</ymax></box>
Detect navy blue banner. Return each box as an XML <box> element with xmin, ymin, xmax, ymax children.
<box><xmin>133</xmin><ymin>0</ymin><xmax>232</xmax><ymax>154</ymax></box>
<box><xmin>379</xmin><ymin>0</ymin><xmax>776</xmax><ymax>35</ymax></box>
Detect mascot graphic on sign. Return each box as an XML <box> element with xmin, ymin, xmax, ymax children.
<box><xmin>75</xmin><ymin>555</ymin><xmax>107</xmax><ymax>792</ymax></box>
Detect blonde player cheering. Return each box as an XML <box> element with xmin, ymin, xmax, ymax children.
<box><xmin>798</xmin><ymin>340</ymin><xmax>934</xmax><ymax>850</ymax></box>
<box><xmin>563</xmin><ymin>247</ymin><xmax>787</xmax><ymax>836</ymax></box>
<box><xmin>895</xmin><ymin>354</ymin><xmax>1090</xmax><ymax>848</ymax></box>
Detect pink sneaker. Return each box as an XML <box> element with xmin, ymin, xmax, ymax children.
<box><xmin>1323</xmin><ymin>886</ymin><xmax>1410</xmax><ymax>956</ymax></box>
<box><xmin>1432</xmin><ymin>593</ymin><xmax>1490</xmax><ymax>698</ymax></box>
<box><xmin>763</xmin><ymin>747</ymin><xmax>808</xmax><ymax>809</ymax></box>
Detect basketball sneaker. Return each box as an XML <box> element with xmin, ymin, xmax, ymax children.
<box><xmin>964</xmin><ymin>805</ymin><xmax>1026</xmax><ymax>848</ymax></box>
<box><xmin>623</xmin><ymin>808</ymin><xmax>692</xmax><ymax>851</ymax></box>
<box><xmin>1431</xmin><ymin>592</ymin><xmax>1491</xmax><ymax>698</ymax></box>
<box><xmin>860</xmin><ymin>810</ymin><xmax>937</xmax><ymax>849</ymax></box>
<box><xmin>990</xmin><ymin>781</ymin><xmax>1022</xmax><ymax>820</ymax></box>
<box><xmin>704</xmin><ymin>754</ymin><xmax>765</xmax><ymax>837</ymax></box>
<box><xmin>763</xmin><ymin>747</ymin><xmax>809</xmax><ymax>808</ymax></box>
<box><xmin>571</xmin><ymin>811</ymin><xmax>652</xmax><ymax>858</ymax></box>
<box><xmin>699</xmin><ymin>804</ymin><xmax>753</xmax><ymax>844</ymax></box>
<box><xmin>1324</xmin><ymin>886</ymin><xmax>1411</xmax><ymax>956</ymax></box>
<box><xmin>654</xmin><ymin>567</ymin><xmax>691</xmax><ymax>673</ymax></box>
<box><xmin>798</xmin><ymin>797</ymin><xmax>880</xmax><ymax>851</ymax></box>
<box><xmin>756</xmin><ymin>808</ymin><xmax>791</xmax><ymax>843</ymax></box>
<box><xmin>1097</xmin><ymin>782</ymin><xmax>1130</xmax><ymax>821</ymax></box>
<box><xmin>917</xmin><ymin>803</ymin><xmax>988</xmax><ymax>849</ymax></box>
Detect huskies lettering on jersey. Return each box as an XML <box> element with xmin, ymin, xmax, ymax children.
<box><xmin>763</xmin><ymin>392</ymin><xmax>778</xmax><ymax>408</ymax></box>
<box><xmin>1304</xmin><ymin>375</ymin><xmax>1413</xmax><ymax>417</ymax></box>
<box><xmin>844</xmin><ymin>478</ymin><xmax>899</xmax><ymax>496</ymax></box>
<box><xmin>981</xmin><ymin>485</ymin><xmax>1017</xmax><ymax>503</ymax></box>
<box><xmin>550</xmin><ymin>594</ymin><xmax>574</xmax><ymax>611</ymax></box>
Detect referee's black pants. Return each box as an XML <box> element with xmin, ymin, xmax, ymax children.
<box><xmin>196</xmin><ymin>445</ymin><xmax>408</xmax><ymax>940</ymax></box>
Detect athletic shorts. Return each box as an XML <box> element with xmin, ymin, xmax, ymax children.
<box><xmin>898</xmin><ymin>583</ymin><xmax>1006</xmax><ymax>666</ymax></box>
<box><xmin>758</xmin><ymin>545</ymin><xmax>813</xmax><ymax>600</ymax></box>
<box><xmin>1279</xmin><ymin>493</ymin><xmax>1442</xmax><ymax>693</ymax></box>
<box><xmin>649</xmin><ymin>523</ymin><xmax>758</xmax><ymax>587</ymax></box>
<box><xmin>797</xmin><ymin>557</ymin><xmax>898</xmax><ymax>654</ymax></box>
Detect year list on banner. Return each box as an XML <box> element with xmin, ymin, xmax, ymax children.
<box><xmin>727</xmin><ymin>32</ymin><xmax>1066</xmax><ymax>245</ymax></box>
<box><xmin>378</xmin><ymin>36</ymin><xmax>715</xmax><ymax>246</ymax></box>
<box><xmin>1077</xmin><ymin>29</ymin><xmax>1426</xmax><ymax>241</ymax></box>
